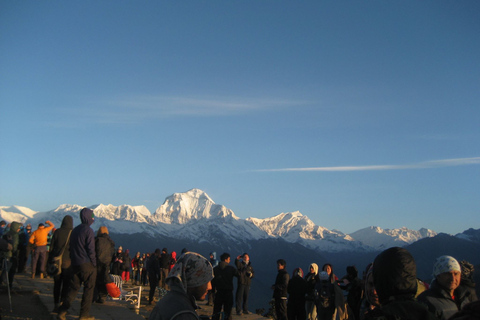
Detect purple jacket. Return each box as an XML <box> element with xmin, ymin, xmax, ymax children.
<box><xmin>70</xmin><ymin>208</ymin><xmax>96</xmax><ymax>267</ymax></box>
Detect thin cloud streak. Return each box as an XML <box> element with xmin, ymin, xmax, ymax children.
<box><xmin>254</xmin><ymin>157</ymin><xmax>480</xmax><ymax>172</ymax></box>
<box><xmin>54</xmin><ymin>95</ymin><xmax>309</xmax><ymax>125</ymax></box>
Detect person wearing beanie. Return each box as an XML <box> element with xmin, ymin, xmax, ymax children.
<box><xmin>418</xmin><ymin>255</ymin><xmax>476</xmax><ymax>320</ymax></box>
<box><xmin>287</xmin><ymin>267</ymin><xmax>307</xmax><ymax>320</ymax></box>
<box><xmin>149</xmin><ymin>251</ymin><xmax>213</xmax><ymax>320</ymax></box>
<box><xmin>365</xmin><ymin>247</ymin><xmax>436</xmax><ymax>320</ymax></box>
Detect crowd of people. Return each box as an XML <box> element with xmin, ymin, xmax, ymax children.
<box><xmin>0</xmin><ymin>211</ymin><xmax>479</xmax><ymax>320</ymax></box>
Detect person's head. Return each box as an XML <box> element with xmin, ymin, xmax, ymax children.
<box><xmin>309</xmin><ymin>263</ymin><xmax>319</xmax><ymax>275</ymax></box>
<box><xmin>433</xmin><ymin>255</ymin><xmax>461</xmax><ymax>294</ymax></box>
<box><xmin>0</xmin><ymin>221</ymin><xmax>6</xmax><ymax>228</ymax></box>
<box><xmin>323</xmin><ymin>263</ymin><xmax>333</xmax><ymax>275</ymax></box>
<box><xmin>243</xmin><ymin>253</ymin><xmax>250</xmax><ymax>263</ymax></box>
<box><xmin>38</xmin><ymin>223</ymin><xmax>45</xmax><ymax>228</ymax></box>
<box><xmin>220</xmin><ymin>252</ymin><xmax>231</xmax><ymax>263</ymax></box>
<box><xmin>277</xmin><ymin>259</ymin><xmax>286</xmax><ymax>270</ymax></box>
<box><xmin>319</xmin><ymin>271</ymin><xmax>329</xmax><ymax>282</ymax></box>
<box><xmin>293</xmin><ymin>267</ymin><xmax>303</xmax><ymax>278</ymax></box>
<box><xmin>373</xmin><ymin>247</ymin><xmax>417</xmax><ymax>305</ymax></box>
<box><xmin>347</xmin><ymin>265</ymin><xmax>358</xmax><ymax>279</ymax></box>
<box><xmin>460</xmin><ymin>260</ymin><xmax>475</xmax><ymax>282</ymax></box>
<box><xmin>154</xmin><ymin>248</ymin><xmax>161</xmax><ymax>256</ymax></box>
<box><xmin>97</xmin><ymin>226</ymin><xmax>109</xmax><ymax>236</ymax></box>
<box><xmin>80</xmin><ymin>207</ymin><xmax>95</xmax><ymax>226</ymax></box>
<box><xmin>365</xmin><ymin>264</ymin><xmax>380</xmax><ymax>307</ymax></box>
<box><xmin>26</xmin><ymin>224</ymin><xmax>32</xmax><ymax>233</ymax></box>
<box><xmin>118</xmin><ymin>246</ymin><xmax>123</xmax><ymax>252</ymax></box>
<box><xmin>162</xmin><ymin>248</ymin><xmax>168</xmax><ymax>254</ymax></box>
<box><xmin>166</xmin><ymin>252</ymin><xmax>214</xmax><ymax>300</ymax></box>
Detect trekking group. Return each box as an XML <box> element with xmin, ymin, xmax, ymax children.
<box><xmin>1</xmin><ymin>210</ymin><xmax>479</xmax><ymax>320</ymax></box>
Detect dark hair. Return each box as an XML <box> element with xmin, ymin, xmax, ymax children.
<box><xmin>220</xmin><ymin>252</ymin><xmax>230</xmax><ymax>261</ymax></box>
<box><xmin>277</xmin><ymin>259</ymin><xmax>286</xmax><ymax>266</ymax></box>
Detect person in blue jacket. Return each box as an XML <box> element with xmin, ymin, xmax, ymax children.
<box><xmin>58</xmin><ymin>208</ymin><xmax>97</xmax><ymax>320</ymax></box>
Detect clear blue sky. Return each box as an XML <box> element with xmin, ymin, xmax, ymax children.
<box><xmin>1</xmin><ymin>1</ymin><xmax>479</xmax><ymax>235</ymax></box>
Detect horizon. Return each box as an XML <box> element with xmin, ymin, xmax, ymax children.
<box><xmin>1</xmin><ymin>1</ymin><xmax>479</xmax><ymax>236</ymax></box>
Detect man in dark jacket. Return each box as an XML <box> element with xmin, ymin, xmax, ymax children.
<box><xmin>147</xmin><ymin>248</ymin><xmax>161</xmax><ymax>305</ymax></box>
<box><xmin>273</xmin><ymin>259</ymin><xmax>289</xmax><ymax>320</ymax></box>
<box><xmin>58</xmin><ymin>208</ymin><xmax>97</xmax><ymax>320</ymax></box>
<box><xmin>235</xmin><ymin>252</ymin><xmax>254</xmax><ymax>315</ymax></box>
<box><xmin>158</xmin><ymin>248</ymin><xmax>171</xmax><ymax>289</ymax></box>
<box><xmin>365</xmin><ymin>247</ymin><xmax>436</xmax><ymax>320</ymax></box>
<box><xmin>212</xmin><ymin>253</ymin><xmax>239</xmax><ymax>320</ymax></box>
<box><xmin>418</xmin><ymin>255</ymin><xmax>476</xmax><ymax>320</ymax></box>
<box><xmin>49</xmin><ymin>215</ymin><xmax>73</xmax><ymax>312</ymax></box>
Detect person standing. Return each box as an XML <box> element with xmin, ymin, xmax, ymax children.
<box><xmin>305</xmin><ymin>263</ymin><xmax>319</xmax><ymax>320</ymax></box>
<box><xmin>17</xmin><ymin>224</ymin><xmax>31</xmax><ymax>273</ymax></box>
<box><xmin>29</xmin><ymin>221</ymin><xmax>55</xmax><ymax>279</ymax></box>
<box><xmin>49</xmin><ymin>215</ymin><xmax>73</xmax><ymax>312</ymax></box>
<box><xmin>207</xmin><ymin>251</ymin><xmax>219</xmax><ymax>306</ymax></box>
<box><xmin>58</xmin><ymin>208</ymin><xmax>97</xmax><ymax>320</ymax></box>
<box><xmin>94</xmin><ymin>226</ymin><xmax>115</xmax><ymax>303</ymax></box>
<box><xmin>235</xmin><ymin>253</ymin><xmax>254</xmax><ymax>315</ymax></box>
<box><xmin>417</xmin><ymin>255</ymin><xmax>475</xmax><ymax>320</ymax></box>
<box><xmin>212</xmin><ymin>253</ymin><xmax>239</xmax><ymax>320</ymax></box>
<box><xmin>287</xmin><ymin>267</ymin><xmax>307</xmax><ymax>320</ymax></box>
<box><xmin>0</xmin><ymin>221</ymin><xmax>21</xmax><ymax>287</ymax></box>
<box><xmin>272</xmin><ymin>259</ymin><xmax>289</xmax><ymax>320</ymax></box>
<box><xmin>147</xmin><ymin>248</ymin><xmax>161</xmax><ymax>305</ymax></box>
<box><xmin>111</xmin><ymin>246</ymin><xmax>124</xmax><ymax>276</ymax></box>
<box><xmin>158</xmin><ymin>248</ymin><xmax>171</xmax><ymax>289</ymax></box>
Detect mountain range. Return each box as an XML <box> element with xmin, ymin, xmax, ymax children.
<box><xmin>1</xmin><ymin>188</ymin><xmax>442</xmax><ymax>252</ymax></box>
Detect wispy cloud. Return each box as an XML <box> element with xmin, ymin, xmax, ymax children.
<box><xmin>54</xmin><ymin>95</ymin><xmax>308</xmax><ymax>125</ymax></box>
<box><xmin>253</xmin><ymin>157</ymin><xmax>480</xmax><ymax>172</ymax></box>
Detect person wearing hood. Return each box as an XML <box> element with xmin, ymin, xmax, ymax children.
<box><xmin>0</xmin><ymin>221</ymin><xmax>21</xmax><ymax>287</ymax></box>
<box><xmin>365</xmin><ymin>247</ymin><xmax>436</xmax><ymax>320</ymax></box>
<box><xmin>58</xmin><ymin>208</ymin><xmax>97</xmax><ymax>320</ymax></box>
<box><xmin>29</xmin><ymin>220</ymin><xmax>55</xmax><ymax>279</ymax></box>
<box><xmin>417</xmin><ymin>255</ymin><xmax>476</xmax><ymax>320</ymax></box>
<box><xmin>149</xmin><ymin>251</ymin><xmax>214</xmax><ymax>320</ymax></box>
<box><xmin>212</xmin><ymin>252</ymin><xmax>239</xmax><ymax>320</ymax></box>
<box><xmin>305</xmin><ymin>263</ymin><xmax>319</xmax><ymax>320</ymax></box>
<box><xmin>49</xmin><ymin>215</ymin><xmax>74</xmax><ymax>312</ymax></box>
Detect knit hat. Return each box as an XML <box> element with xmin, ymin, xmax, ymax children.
<box><xmin>166</xmin><ymin>252</ymin><xmax>213</xmax><ymax>292</ymax></box>
<box><xmin>433</xmin><ymin>255</ymin><xmax>461</xmax><ymax>277</ymax></box>
<box><xmin>293</xmin><ymin>267</ymin><xmax>304</xmax><ymax>278</ymax></box>
<box><xmin>319</xmin><ymin>271</ymin><xmax>329</xmax><ymax>281</ymax></box>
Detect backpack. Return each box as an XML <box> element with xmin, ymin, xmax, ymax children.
<box><xmin>315</xmin><ymin>281</ymin><xmax>334</xmax><ymax>309</ymax></box>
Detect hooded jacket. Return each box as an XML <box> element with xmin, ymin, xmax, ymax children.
<box><xmin>49</xmin><ymin>215</ymin><xmax>73</xmax><ymax>269</ymax></box>
<box><xmin>365</xmin><ymin>247</ymin><xmax>436</xmax><ymax>320</ymax></box>
<box><xmin>95</xmin><ymin>232</ymin><xmax>115</xmax><ymax>266</ymax></box>
<box><xmin>70</xmin><ymin>208</ymin><xmax>96</xmax><ymax>267</ymax></box>
<box><xmin>1</xmin><ymin>221</ymin><xmax>22</xmax><ymax>259</ymax></box>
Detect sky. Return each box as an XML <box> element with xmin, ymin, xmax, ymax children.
<box><xmin>1</xmin><ymin>1</ymin><xmax>479</xmax><ymax>235</ymax></box>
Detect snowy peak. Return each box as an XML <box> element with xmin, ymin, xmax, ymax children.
<box><xmin>0</xmin><ymin>205</ymin><xmax>38</xmax><ymax>223</ymax></box>
<box><xmin>93</xmin><ymin>204</ymin><xmax>152</xmax><ymax>223</ymax></box>
<box><xmin>349</xmin><ymin>226</ymin><xmax>437</xmax><ymax>250</ymax></box>
<box><xmin>152</xmin><ymin>188</ymin><xmax>239</xmax><ymax>224</ymax></box>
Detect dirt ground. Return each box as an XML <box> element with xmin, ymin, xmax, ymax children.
<box><xmin>0</xmin><ymin>286</ymin><xmax>51</xmax><ymax>320</ymax></box>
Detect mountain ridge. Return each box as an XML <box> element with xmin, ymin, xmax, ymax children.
<box><xmin>0</xmin><ymin>188</ymin><xmax>445</xmax><ymax>252</ymax></box>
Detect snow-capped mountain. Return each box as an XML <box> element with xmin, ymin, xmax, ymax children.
<box><xmin>247</xmin><ymin>212</ymin><xmax>365</xmax><ymax>252</ymax></box>
<box><xmin>0</xmin><ymin>205</ymin><xmax>37</xmax><ymax>223</ymax></box>
<box><xmin>1</xmin><ymin>189</ymin><xmax>438</xmax><ymax>253</ymax></box>
<box><xmin>349</xmin><ymin>226</ymin><xmax>437</xmax><ymax>250</ymax></box>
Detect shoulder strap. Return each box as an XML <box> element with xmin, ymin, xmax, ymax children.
<box><xmin>58</xmin><ymin>230</ymin><xmax>72</xmax><ymax>258</ymax></box>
